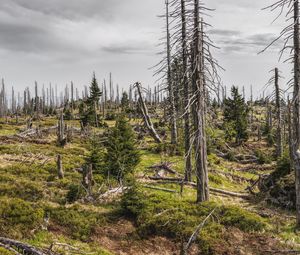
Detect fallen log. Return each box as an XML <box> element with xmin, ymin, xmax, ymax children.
<box><xmin>143</xmin><ymin>185</ymin><xmax>178</xmax><ymax>193</ymax></box>
<box><xmin>264</xmin><ymin>250</ymin><xmax>300</xmax><ymax>254</ymax></box>
<box><xmin>0</xmin><ymin>243</ymin><xmax>22</xmax><ymax>255</ymax></box>
<box><xmin>210</xmin><ymin>187</ymin><xmax>249</xmax><ymax>199</ymax></box>
<box><xmin>148</xmin><ymin>163</ymin><xmax>180</xmax><ymax>175</ymax></box>
<box><xmin>0</xmin><ymin>237</ymin><xmax>50</xmax><ymax>255</ymax></box>
<box><xmin>147</xmin><ymin>177</ymin><xmax>249</xmax><ymax>199</ymax></box>
<box><xmin>209</xmin><ymin>169</ymin><xmax>254</xmax><ymax>183</ymax></box>
<box><xmin>149</xmin><ymin>176</ymin><xmax>182</xmax><ymax>182</ymax></box>
<box><xmin>98</xmin><ymin>186</ymin><xmax>128</xmax><ymax>201</ymax></box>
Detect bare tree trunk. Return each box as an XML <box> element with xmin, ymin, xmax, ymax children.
<box><xmin>135</xmin><ymin>82</ymin><xmax>162</xmax><ymax>143</ymax></box>
<box><xmin>71</xmin><ymin>81</ymin><xmax>74</xmax><ymax>116</ymax></box>
<box><xmin>57</xmin><ymin>112</ymin><xmax>65</xmax><ymax>146</ymax></box>
<box><xmin>181</xmin><ymin>0</ymin><xmax>193</xmax><ymax>182</ymax></box>
<box><xmin>57</xmin><ymin>154</ymin><xmax>64</xmax><ymax>179</ymax></box>
<box><xmin>193</xmin><ymin>1</ymin><xmax>209</xmax><ymax>202</ymax></box>
<box><xmin>166</xmin><ymin>0</ymin><xmax>178</xmax><ymax>145</ymax></box>
<box><xmin>292</xmin><ymin>0</ymin><xmax>300</xmax><ymax>227</ymax></box>
<box><xmin>288</xmin><ymin>97</ymin><xmax>293</xmax><ymax>163</ymax></box>
<box><xmin>82</xmin><ymin>164</ymin><xmax>93</xmax><ymax>197</ymax></box>
<box><xmin>274</xmin><ymin>68</ymin><xmax>283</xmax><ymax>158</ymax></box>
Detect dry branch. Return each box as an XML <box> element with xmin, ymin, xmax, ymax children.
<box><xmin>143</xmin><ymin>184</ymin><xmax>178</xmax><ymax>193</ymax></box>
<box><xmin>135</xmin><ymin>82</ymin><xmax>162</xmax><ymax>143</ymax></box>
<box><xmin>183</xmin><ymin>208</ymin><xmax>216</xmax><ymax>254</ymax></box>
<box><xmin>0</xmin><ymin>237</ymin><xmax>49</xmax><ymax>255</ymax></box>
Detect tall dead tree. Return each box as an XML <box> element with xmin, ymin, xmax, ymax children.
<box><xmin>166</xmin><ymin>0</ymin><xmax>178</xmax><ymax>145</ymax></box>
<box><xmin>262</xmin><ymin>0</ymin><xmax>300</xmax><ymax>226</ymax></box>
<box><xmin>293</xmin><ymin>0</ymin><xmax>300</xmax><ymax>226</ymax></box>
<box><xmin>274</xmin><ymin>68</ymin><xmax>283</xmax><ymax>158</ymax></box>
<box><xmin>193</xmin><ymin>2</ymin><xmax>209</xmax><ymax>202</ymax></box>
<box><xmin>181</xmin><ymin>0</ymin><xmax>193</xmax><ymax>181</ymax></box>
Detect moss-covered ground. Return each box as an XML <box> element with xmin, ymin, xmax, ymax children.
<box><xmin>0</xmin><ymin>112</ymin><xmax>299</xmax><ymax>254</ymax></box>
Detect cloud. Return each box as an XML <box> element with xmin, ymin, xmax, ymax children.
<box><xmin>209</xmin><ymin>29</ymin><xmax>242</xmax><ymax>36</ymax></box>
<box><xmin>8</xmin><ymin>0</ymin><xmax>117</xmax><ymax>21</ymax></box>
<box><xmin>209</xmin><ymin>29</ymin><xmax>282</xmax><ymax>54</ymax></box>
<box><xmin>102</xmin><ymin>43</ymin><xmax>153</xmax><ymax>55</ymax></box>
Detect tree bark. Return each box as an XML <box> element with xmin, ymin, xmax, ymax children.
<box><xmin>274</xmin><ymin>68</ymin><xmax>283</xmax><ymax>158</ymax></box>
<box><xmin>181</xmin><ymin>0</ymin><xmax>193</xmax><ymax>182</ymax></box>
<box><xmin>57</xmin><ymin>154</ymin><xmax>64</xmax><ymax>179</ymax></box>
<box><xmin>293</xmin><ymin>0</ymin><xmax>300</xmax><ymax>227</ymax></box>
<box><xmin>82</xmin><ymin>164</ymin><xmax>93</xmax><ymax>197</ymax></box>
<box><xmin>166</xmin><ymin>0</ymin><xmax>178</xmax><ymax>145</ymax></box>
<box><xmin>193</xmin><ymin>1</ymin><xmax>209</xmax><ymax>202</ymax></box>
<box><xmin>57</xmin><ymin>112</ymin><xmax>65</xmax><ymax>146</ymax></box>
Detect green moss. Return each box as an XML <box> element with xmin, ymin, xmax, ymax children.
<box><xmin>0</xmin><ymin>197</ymin><xmax>44</xmax><ymax>238</ymax></box>
<box><xmin>219</xmin><ymin>205</ymin><xmax>266</xmax><ymax>232</ymax></box>
<box><xmin>0</xmin><ymin>247</ymin><xmax>15</xmax><ymax>255</ymax></box>
<box><xmin>47</xmin><ymin>205</ymin><xmax>106</xmax><ymax>241</ymax></box>
<box><xmin>0</xmin><ymin>180</ymin><xmax>44</xmax><ymax>202</ymax></box>
<box><xmin>209</xmin><ymin>174</ymin><xmax>223</xmax><ymax>185</ymax></box>
<box><xmin>121</xmin><ymin>186</ymin><xmax>267</xmax><ymax>252</ymax></box>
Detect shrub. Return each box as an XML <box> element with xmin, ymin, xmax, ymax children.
<box><xmin>105</xmin><ymin>113</ymin><xmax>116</xmax><ymax>121</ymax></box>
<box><xmin>219</xmin><ymin>205</ymin><xmax>266</xmax><ymax>232</ymax></box>
<box><xmin>66</xmin><ymin>184</ymin><xmax>86</xmax><ymax>203</ymax></box>
<box><xmin>121</xmin><ymin>186</ymin><xmax>267</xmax><ymax>248</ymax></box>
<box><xmin>152</xmin><ymin>142</ymin><xmax>183</xmax><ymax>156</ymax></box>
<box><xmin>48</xmin><ymin>205</ymin><xmax>106</xmax><ymax>241</ymax></box>
<box><xmin>0</xmin><ymin>198</ymin><xmax>44</xmax><ymax>238</ymax></box>
<box><xmin>0</xmin><ymin>181</ymin><xmax>44</xmax><ymax>202</ymax></box>
<box><xmin>255</xmin><ymin>150</ymin><xmax>272</xmax><ymax>165</ymax></box>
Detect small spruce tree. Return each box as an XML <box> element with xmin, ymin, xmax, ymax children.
<box><xmin>121</xmin><ymin>92</ymin><xmax>130</xmax><ymax>112</ymax></box>
<box><xmin>224</xmin><ymin>86</ymin><xmax>249</xmax><ymax>144</ymax></box>
<box><xmin>87</xmin><ymin>72</ymin><xmax>102</xmax><ymax>107</ymax></box>
<box><xmin>104</xmin><ymin>115</ymin><xmax>140</xmax><ymax>182</ymax></box>
<box><xmin>81</xmin><ymin>73</ymin><xmax>102</xmax><ymax>127</ymax></box>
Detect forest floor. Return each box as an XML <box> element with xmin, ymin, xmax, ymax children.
<box><xmin>0</xmin><ymin>115</ymin><xmax>299</xmax><ymax>255</ymax></box>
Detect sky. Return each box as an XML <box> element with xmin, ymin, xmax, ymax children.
<box><xmin>0</xmin><ymin>0</ymin><xmax>292</xmax><ymax>98</ymax></box>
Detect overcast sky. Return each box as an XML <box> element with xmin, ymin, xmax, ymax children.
<box><xmin>0</xmin><ymin>0</ymin><xmax>291</xmax><ymax>98</ymax></box>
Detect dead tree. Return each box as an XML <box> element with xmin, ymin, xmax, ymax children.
<box><xmin>265</xmin><ymin>68</ymin><xmax>284</xmax><ymax>157</ymax></box>
<box><xmin>82</xmin><ymin>164</ymin><xmax>94</xmax><ymax>197</ymax></box>
<box><xmin>262</xmin><ymin>0</ymin><xmax>300</xmax><ymax>226</ymax></box>
<box><xmin>166</xmin><ymin>0</ymin><xmax>178</xmax><ymax>145</ymax></box>
<box><xmin>274</xmin><ymin>68</ymin><xmax>283</xmax><ymax>158</ymax></box>
<box><xmin>192</xmin><ymin>3</ymin><xmax>209</xmax><ymax>202</ymax></box>
<box><xmin>57</xmin><ymin>112</ymin><xmax>66</xmax><ymax>146</ymax></box>
<box><xmin>293</xmin><ymin>0</ymin><xmax>300</xmax><ymax>227</ymax></box>
<box><xmin>57</xmin><ymin>154</ymin><xmax>64</xmax><ymax>179</ymax></box>
<box><xmin>181</xmin><ymin>0</ymin><xmax>193</xmax><ymax>181</ymax></box>
<box><xmin>135</xmin><ymin>82</ymin><xmax>162</xmax><ymax>143</ymax></box>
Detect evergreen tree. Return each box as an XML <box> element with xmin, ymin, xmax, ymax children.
<box><xmin>104</xmin><ymin>115</ymin><xmax>140</xmax><ymax>181</ymax></box>
<box><xmin>121</xmin><ymin>92</ymin><xmax>129</xmax><ymax>112</ymax></box>
<box><xmin>87</xmin><ymin>72</ymin><xmax>102</xmax><ymax>107</ymax></box>
<box><xmin>86</xmin><ymin>134</ymin><xmax>105</xmax><ymax>174</ymax></box>
<box><xmin>81</xmin><ymin>73</ymin><xmax>102</xmax><ymax>127</ymax></box>
<box><xmin>224</xmin><ymin>86</ymin><xmax>249</xmax><ymax>144</ymax></box>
